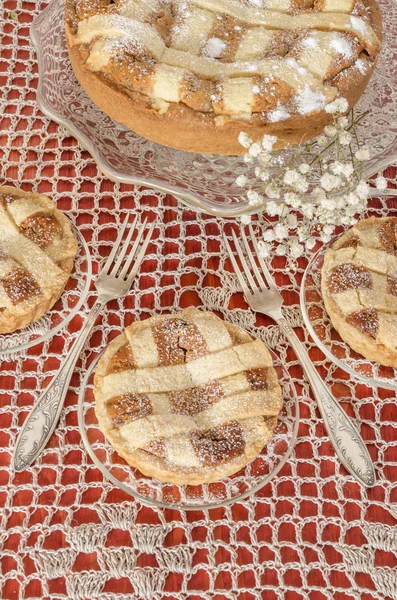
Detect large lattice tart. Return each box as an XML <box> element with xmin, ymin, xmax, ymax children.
<box><xmin>321</xmin><ymin>217</ymin><xmax>397</xmax><ymax>367</ymax></box>
<box><xmin>94</xmin><ymin>309</ymin><xmax>283</xmax><ymax>485</ymax></box>
<box><xmin>0</xmin><ymin>186</ymin><xmax>78</xmax><ymax>335</ymax></box>
<box><xmin>65</xmin><ymin>0</ymin><xmax>382</xmax><ymax>155</ymax></box>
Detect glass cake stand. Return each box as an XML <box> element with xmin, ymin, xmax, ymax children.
<box><xmin>31</xmin><ymin>0</ymin><xmax>397</xmax><ymax>217</ymax></box>
<box><xmin>78</xmin><ymin>348</ymin><xmax>299</xmax><ymax>511</ymax></box>
<box><xmin>0</xmin><ymin>225</ymin><xmax>92</xmax><ymax>358</ymax></box>
<box><xmin>300</xmin><ymin>240</ymin><xmax>397</xmax><ymax>391</ymax></box>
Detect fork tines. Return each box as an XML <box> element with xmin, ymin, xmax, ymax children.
<box><xmin>102</xmin><ymin>214</ymin><xmax>155</xmax><ymax>283</ymax></box>
<box><xmin>223</xmin><ymin>224</ymin><xmax>278</xmax><ymax>295</ymax></box>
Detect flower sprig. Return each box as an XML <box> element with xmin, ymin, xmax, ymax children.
<box><xmin>237</xmin><ymin>100</ymin><xmax>387</xmax><ymax>259</ymax></box>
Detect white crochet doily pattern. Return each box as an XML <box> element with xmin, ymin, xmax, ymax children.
<box><xmin>1</xmin><ymin>1</ymin><xmax>397</xmax><ymax>599</ymax></box>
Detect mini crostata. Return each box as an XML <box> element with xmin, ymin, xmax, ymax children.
<box><xmin>94</xmin><ymin>309</ymin><xmax>283</xmax><ymax>485</ymax></box>
<box><xmin>321</xmin><ymin>217</ymin><xmax>397</xmax><ymax>367</ymax></box>
<box><xmin>65</xmin><ymin>0</ymin><xmax>382</xmax><ymax>155</ymax></box>
<box><xmin>0</xmin><ymin>186</ymin><xmax>78</xmax><ymax>335</ymax></box>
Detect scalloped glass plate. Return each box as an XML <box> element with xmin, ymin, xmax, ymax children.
<box><xmin>0</xmin><ymin>225</ymin><xmax>91</xmax><ymax>358</ymax></box>
<box><xmin>31</xmin><ymin>0</ymin><xmax>397</xmax><ymax>217</ymax></box>
<box><xmin>78</xmin><ymin>347</ymin><xmax>299</xmax><ymax>510</ymax></box>
<box><xmin>300</xmin><ymin>239</ymin><xmax>397</xmax><ymax>391</ymax></box>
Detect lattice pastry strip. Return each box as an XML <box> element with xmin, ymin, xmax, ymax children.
<box><xmin>0</xmin><ymin>186</ymin><xmax>77</xmax><ymax>334</ymax></box>
<box><xmin>94</xmin><ymin>309</ymin><xmax>283</xmax><ymax>484</ymax></box>
<box><xmin>322</xmin><ymin>217</ymin><xmax>397</xmax><ymax>367</ymax></box>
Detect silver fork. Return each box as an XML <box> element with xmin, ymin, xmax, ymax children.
<box><xmin>224</xmin><ymin>224</ymin><xmax>375</xmax><ymax>488</ymax></box>
<box><xmin>13</xmin><ymin>215</ymin><xmax>155</xmax><ymax>472</ymax></box>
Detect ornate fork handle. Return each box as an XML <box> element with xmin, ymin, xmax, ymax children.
<box><xmin>277</xmin><ymin>317</ymin><xmax>375</xmax><ymax>488</ymax></box>
<box><xmin>13</xmin><ymin>301</ymin><xmax>104</xmax><ymax>472</ymax></box>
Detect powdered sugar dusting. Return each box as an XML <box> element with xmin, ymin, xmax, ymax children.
<box><xmin>303</xmin><ymin>36</ymin><xmax>318</xmax><ymax>50</ymax></box>
<box><xmin>355</xmin><ymin>58</ymin><xmax>369</xmax><ymax>74</ymax></box>
<box><xmin>295</xmin><ymin>85</ymin><xmax>326</xmax><ymax>115</ymax></box>
<box><xmin>267</xmin><ymin>106</ymin><xmax>290</xmax><ymax>122</ymax></box>
<box><xmin>330</xmin><ymin>33</ymin><xmax>354</xmax><ymax>58</ymax></box>
<box><xmin>350</xmin><ymin>16</ymin><xmax>367</xmax><ymax>35</ymax></box>
<box><xmin>202</xmin><ymin>37</ymin><xmax>227</xmax><ymax>59</ymax></box>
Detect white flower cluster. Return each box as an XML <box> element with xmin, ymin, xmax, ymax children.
<box><xmin>236</xmin><ymin>106</ymin><xmax>387</xmax><ymax>259</ymax></box>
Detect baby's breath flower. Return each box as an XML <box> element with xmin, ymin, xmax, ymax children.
<box><xmin>274</xmin><ymin>223</ymin><xmax>288</xmax><ymax>240</ymax></box>
<box><xmin>240</xmin><ymin>214</ymin><xmax>251</xmax><ymax>224</ymax></box>
<box><xmin>257</xmin><ymin>240</ymin><xmax>271</xmax><ymax>258</ymax></box>
<box><xmin>299</xmin><ymin>163</ymin><xmax>310</xmax><ymax>175</ymax></box>
<box><xmin>265</xmin><ymin>184</ymin><xmax>281</xmax><ymax>199</ymax></box>
<box><xmin>339</xmin><ymin>131</ymin><xmax>352</xmax><ymax>146</ymax></box>
<box><xmin>283</xmin><ymin>169</ymin><xmax>309</xmax><ymax>193</ymax></box>
<box><xmin>330</xmin><ymin>161</ymin><xmax>344</xmax><ymax>175</ymax></box>
<box><xmin>355</xmin><ymin>146</ymin><xmax>370</xmax><ymax>161</ymax></box>
<box><xmin>275</xmin><ymin>245</ymin><xmax>287</xmax><ymax>256</ymax></box>
<box><xmin>265</xmin><ymin>201</ymin><xmax>283</xmax><ymax>217</ymax></box>
<box><xmin>323</xmin><ymin>224</ymin><xmax>335</xmax><ymax>236</ymax></box>
<box><xmin>341</xmin><ymin>163</ymin><xmax>354</xmax><ymax>179</ymax></box>
<box><xmin>301</xmin><ymin>203</ymin><xmax>315</xmax><ymax>219</ymax></box>
<box><xmin>321</xmin><ymin>198</ymin><xmax>337</xmax><ymax>211</ymax></box>
<box><xmin>239</xmin><ymin>109</ymin><xmax>369</xmax><ymax>255</ymax></box>
<box><xmin>325</xmin><ymin>98</ymin><xmax>349</xmax><ymax>114</ymax></box>
<box><xmin>375</xmin><ymin>175</ymin><xmax>387</xmax><ymax>191</ymax></box>
<box><xmin>249</xmin><ymin>142</ymin><xmax>262</xmax><ymax>157</ymax></box>
<box><xmin>290</xmin><ymin>238</ymin><xmax>304</xmax><ymax>259</ymax></box>
<box><xmin>294</xmin><ymin>178</ymin><xmax>309</xmax><ymax>193</ymax></box>
<box><xmin>286</xmin><ymin>214</ymin><xmax>298</xmax><ymax>228</ymax></box>
<box><xmin>356</xmin><ymin>181</ymin><xmax>369</xmax><ymax>200</ymax></box>
<box><xmin>254</xmin><ymin>167</ymin><xmax>270</xmax><ymax>182</ymax></box>
<box><xmin>337</xmin><ymin>116</ymin><xmax>349</xmax><ymax>129</ymax></box>
<box><xmin>346</xmin><ymin>192</ymin><xmax>360</xmax><ymax>205</ymax></box>
<box><xmin>285</xmin><ymin>192</ymin><xmax>300</xmax><ymax>206</ymax></box>
<box><xmin>263</xmin><ymin>230</ymin><xmax>275</xmax><ymax>242</ymax></box>
<box><xmin>258</xmin><ymin>152</ymin><xmax>272</xmax><ymax>167</ymax></box>
<box><xmin>320</xmin><ymin>230</ymin><xmax>332</xmax><ymax>243</ymax></box>
<box><xmin>247</xmin><ymin>190</ymin><xmax>263</xmax><ymax>206</ymax></box>
<box><xmin>284</xmin><ymin>169</ymin><xmax>300</xmax><ymax>186</ymax></box>
<box><xmin>235</xmin><ymin>175</ymin><xmax>247</xmax><ymax>187</ymax></box>
<box><xmin>324</xmin><ymin>125</ymin><xmax>337</xmax><ymax>137</ymax></box>
<box><xmin>238</xmin><ymin>132</ymin><xmax>253</xmax><ymax>148</ymax></box>
<box><xmin>312</xmin><ymin>186</ymin><xmax>326</xmax><ymax>201</ymax></box>
<box><xmin>262</xmin><ymin>135</ymin><xmax>277</xmax><ymax>151</ymax></box>
<box><xmin>320</xmin><ymin>173</ymin><xmax>341</xmax><ymax>191</ymax></box>
<box><xmin>341</xmin><ymin>214</ymin><xmax>354</xmax><ymax>225</ymax></box>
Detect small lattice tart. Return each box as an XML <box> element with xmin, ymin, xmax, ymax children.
<box><xmin>94</xmin><ymin>309</ymin><xmax>283</xmax><ymax>485</ymax></box>
<box><xmin>0</xmin><ymin>186</ymin><xmax>78</xmax><ymax>335</ymax></box>
<box><xmin>65</xmin><ymin>0</ymin><xmax>382</xmax><ymax>155</ymax></box>
<box><xmin>321</xmin><ymin>217</ymin><xmax>397</xmax><ymax>367</ymax></box>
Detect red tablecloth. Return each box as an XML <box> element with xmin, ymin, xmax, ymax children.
<box><xmin>1</xmin><ymin>1</ymin><xmax>397</xmax><ymax>599</ymax></box>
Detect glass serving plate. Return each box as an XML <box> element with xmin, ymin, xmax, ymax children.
<box><xmin>31</xmin><ymin>0</ymin><xmax>397</xmax><ymax>217</ymax></box>
<box><xmin>78</xmin><ymin>348</ymin><xmax>299</xmax><ymax>511</ymax></box>
<box><xmin>0</xmin><ymin>225</ymin><xmax>91</xmax><ymax>358</ymax></box>
<box><xmin>300</xmin><ymin>240</ymin><xmax>397</xmax><ymax>391</ymax></box>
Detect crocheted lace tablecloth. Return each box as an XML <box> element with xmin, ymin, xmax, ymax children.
<box><xmin>1</xmin><ymin>2</ymin><xmax>397</xmax><ymax>599</ymax></box>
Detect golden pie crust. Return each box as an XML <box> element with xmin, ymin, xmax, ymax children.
<box><xmin>65</xmin><ymin>0</ymin><xmax>382</xmax><ymax>155</ymax></box>
<box><xmin>321</xmin><ymin>217</ymin><xmax>397</xmax><ymax>367</ymax></box>
<box><xmin>94</xmin><ymin>309</ymin><xmax>283</xmax><ymax>485</ymax></box>
<box><xmin>0</xmin><ymin>186</ymin><xmax>78</xmax><ymax>334</ymax></box>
